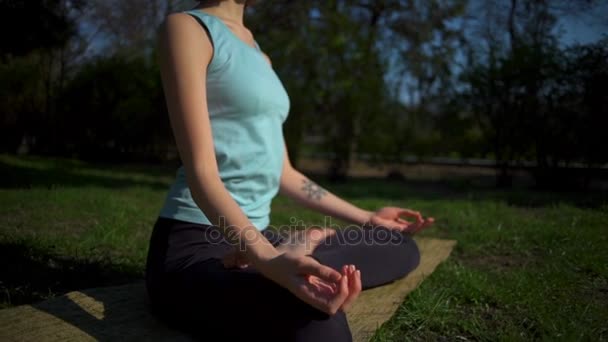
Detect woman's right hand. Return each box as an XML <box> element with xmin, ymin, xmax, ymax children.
<box><xmin>253</xmin><ymin>251</ymin><xmax>362</xmax><ymax>315</ymax></box>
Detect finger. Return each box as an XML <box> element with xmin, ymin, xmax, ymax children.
<box><xmin>410</xmin><ymin>217</ymin><xmax>433</xmax><ymax>233</ymax></box>
<box><xmin>377</xmin><ymin>217</ymin><xmax>409</xmax><ymax>231</ymax></box>
<box><xmin>298</xmin><ymin>258</ymin><xmax>342</xmax><ymax>283</ymax></box>
<box><xmin>300</xmin><ymin>271</ymin><xmax>348</xmax><ymax>315</ymax></box>
<box><xmin>342</xmin><ymin>268</ymin><xmax>362</xmax><ymax>312</ymax></box>
<box><xmin>397</xmin><ymin>217</ymin><xmax>411</xmax><ymax>225</ymax></box>
<box><xmin>340</xmin><ymin>267</ymin><xmax>357</xmax><ymax>312</ymax></box>
<box><xmin>297</xmin><ymin>283</ymin><xmax>334</xmax><ymax>314</ymax></box>
<box><xmin>330</xmin><ymin>273</ymin><xmax>350</xmax><ymax>314</ymax></box>
<box><xmin>413</xmin><ymin>217</ymin><xmax>435</xmax><ymax>233</ymax></box>
<box><xmin>308</xmin><ymin>275</ymin><xmax>336</xmax><ymax>295</ymax></box>
<box><xmin>354</xmin><ymin>270</ymin><xmax>362</xmax><ymax>292</ymax></box>
<box><xmin>236</xmin><ymin>254</ymin><xmax>250</xmax><ymax>268</ymax></box>
<box><xmin>395</xmin><ymin>218</ymin><xmax>413</xmax><ymax>230</ymax></box>
<box><xmin>398</xmin><ymin>209</ymin><xmax>423</xmax><ymax>223</ymax></box>
<box><xmin>402</xmin><ymin>220</ymin><xmax>424</xmax><ymax>234</ymax></box>
<box><xmin>342</xmin><ymin>264</ymin><xmax>349</xmax><ymax>275</ymax></box>
<box><xmin>340</xmin><ymin>266</ymin><xmax>355</xmax><ymax>305</ymax></box>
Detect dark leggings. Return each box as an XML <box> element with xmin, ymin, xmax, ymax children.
<box><xmin>144</xmin><ymin>217</ymin><xmax>421</xmax><ymax>342</ymax></box>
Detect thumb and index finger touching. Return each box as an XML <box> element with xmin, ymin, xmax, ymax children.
<box><xmin>396</xmin><ymin>208</ymin><xmax>436</xmax><ymax>233</ymax></box>
<box><xmin>296</xmin><ymin>257</ymin><xmax>352</xmax><ymax>315</ymax></box>
<box><xmin>397</xmin><ymin>208</ymin><xmax>424</xmax><ymax>223</ymax></box>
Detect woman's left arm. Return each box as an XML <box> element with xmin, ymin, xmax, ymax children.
<box><xmin>280</xmin><ymin>158</ymin><xmax>372</xmax><ymax>227</ymax></box>
<box><xmin>279</xmin><ymin>141</ymin><xmax>434</xmax><ymax>232</ymax></box>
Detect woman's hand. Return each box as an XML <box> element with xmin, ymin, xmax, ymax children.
<box><xmin>254</xmin><ymin>251</ymin><xmax>361</xmax><ymax>315</ymax></box>
<box><xmin>367</xmin><ymin>206</ymin><xmax>435</xmax><ymax>234</ymax></box>
<box><xmin>222</xmin><ymin>228</ymin><xmax>361</xmax><ymax>315</ymax></box>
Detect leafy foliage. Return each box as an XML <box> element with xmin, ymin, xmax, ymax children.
<box><xmin>1</xmin><ymin>0</ymin><xmax>606</xmax><ymax>188</ymax></box>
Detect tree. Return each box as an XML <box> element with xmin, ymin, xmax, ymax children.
<box><xmin>248</xmin><ymin>0</ymin><xmax>469</xmax><ymax>179</ymax></box>
<box><xmin>0</xmin><ymin>0</ymin><xmax>82</xmax><ymax>59</ymax></box>
<box><xmin>462</xmin><ymin>0</ymin><xmax>607</xmax><ymax>188</ymax></box>
<box><xmin>386</xmin><ymin>0</ymin><xmax>468</xmax><ymax>160</ymax></box>
<box><xmin>0</xmin><ymin>0</ymin><xmax>84</xmax><ymax>153</ymax></box>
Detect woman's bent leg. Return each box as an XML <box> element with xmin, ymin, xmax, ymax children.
<box><xmin>144</xmin><ymin>217</ymin><xmax>352</xmax><ymax>342</ymax></box>
<box><xmin>309</xmin><ymin>224</ymin><xmax>421</xmax><ymax>289</ymax></box>
<box><xmin>160</xmin><ymin>258</ymin><xmax>352</xmax><ymax>341</ymax></box>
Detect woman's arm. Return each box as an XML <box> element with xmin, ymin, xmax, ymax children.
<box><xmin>279</xmin><ymin>140</ymin><xmax>435</xmax><ymax>232</ymax></box>
<box><xmin>157</xmin><ymin>13</ymin><xmax>356</xmax><ymax>315</ymax></box>
<box><xmin>158</xmin><ymin>13</ymin><xmax>274</xmax><ymax>260</ymax></box>
<box><xmin>279</xmin><ymin>141</ymin><xmax>372</xmax><ymax>226</ymax></box>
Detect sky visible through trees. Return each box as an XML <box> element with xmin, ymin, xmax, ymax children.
<box><xmin>75</xmin><ymin>0</ymin><xmax>607</xmax><ymax>105</ymax></box>
<box><xmin>1</xmin><ymin>0</ymin><xmax>606</xmax><ymax>188</ymax></box>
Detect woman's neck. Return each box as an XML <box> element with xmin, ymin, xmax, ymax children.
<box><xmin>194</xmin><ymin>0</ymin><xmax>246</xmax><ymax>25</ymax></box>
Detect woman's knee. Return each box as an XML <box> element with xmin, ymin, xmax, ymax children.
<box><xmin>398</xmin><ymin>233</ymin><xmax>421</xmax><ymax>275</ymax></box>
<box><xmin>359</xmin><ymin>226</ymin><xmax>421</xmax><ymax>287</ymax></box>
<box><xmin>373</xmin><ymin>227</ymin><xmax>421</xmax><ymax>272</ymax></box>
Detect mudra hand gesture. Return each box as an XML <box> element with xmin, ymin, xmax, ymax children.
<box><xmin>256</xmin><ymin>252</ymin><xmax>362</xmax><ymax>315</ymax></box>
<box><xmin>223</xmin><ymin>228</ymin><xmax>361</xmax><ymax>314</ymax></box>
<box><xmin>222</xmin><ymin>206</ymin><xmax>434</xmax><ymax>316</ymax></box>
<box><xmin>367</xmin><ymin>206</ymin><xmax>435</xmax><ymax>234</ymax></box>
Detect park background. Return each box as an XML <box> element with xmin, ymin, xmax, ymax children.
<box><xmin>1</xmin><ymin>0</ymin><xmax>607</xmax><ymax>340</ymax></box>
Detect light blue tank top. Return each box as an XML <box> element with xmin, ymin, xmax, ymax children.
<box><xmin>158</xmin><ymin>9</ymin><xmax>290</xmax><ymax>230</ymax></box>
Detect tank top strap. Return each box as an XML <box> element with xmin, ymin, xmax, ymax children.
<box><xmin>182</xmin><ymin>9</ymin><xmax>233</xmax><ymax>73</ymax></box>
<box><xmin>253</xmin><ymin>39</ymin><xmax>261</xmax><ymax>51</ymax></box>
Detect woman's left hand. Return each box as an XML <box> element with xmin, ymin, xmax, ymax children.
<box><xmin>367</xmin><ymin>206</ymin><xmax>435</xmax><ymax>234</ymax></box>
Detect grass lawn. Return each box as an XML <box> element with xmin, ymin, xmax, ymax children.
<box><xmin>1</xmin><ymin>153</ymin><xmax>606</xmax><ymax>340</ymax></box>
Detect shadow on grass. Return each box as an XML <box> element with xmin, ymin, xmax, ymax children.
<box><xmin>0</xmin><ymin>241</ymin><xmax>142</xmax><ymax>308</ymax></box>
<box><xmin>0</xmin><ymin>281</ymin><xmax>188</xmax><ymax>341</ymax></box>
<box><xmin>0</xmin><ymin>158</ymin><xmax>175</xmax><ymax>190</ymax></box>
<box><xmin>305</xmin><ymin>172</ymin><xmax>608</xmax><ymax>210</ymax></box>
<box><xmin>2</xmin><ymin>154</ymin><xmax>606</xmax><ymax>210</ymax></box>
<box><xmin>0</xmin><ymin>240</ymin><xmax>187</xmax><ymax>340</ymax></box>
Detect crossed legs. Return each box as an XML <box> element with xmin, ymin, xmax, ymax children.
<box><xmin>145</xmin><ymin>218</ymin><xmax>420</xmax><ymax>342</ymax></box>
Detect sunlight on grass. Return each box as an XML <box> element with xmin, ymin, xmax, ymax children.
<box><xmin>1</xmin><ymin>155</ymin><xmax>607</xmax><ymax>340</ymax></box>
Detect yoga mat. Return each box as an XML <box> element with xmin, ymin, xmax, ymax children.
<box><xmin>0</xmin><ymin>237</ymin><xmax>456</xmax><ymax>342</ymax></box>
<box><xmin>347</xmin><ymin>237</ymin><xmax>457</xmax><ymax>342</ymax></box>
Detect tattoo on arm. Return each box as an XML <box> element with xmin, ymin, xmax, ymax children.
<box><xmin>301</xmin><ymin>179</ymin><xmax>327</xmax><ymax>201</ymax></box>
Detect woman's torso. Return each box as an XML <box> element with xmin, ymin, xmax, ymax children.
<box><xmin>158</xmin><ymin>9</ymin><xmax>291</xmax><ymax>230</ymax></box>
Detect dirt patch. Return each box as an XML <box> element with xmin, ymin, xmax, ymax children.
<box><xmin>460</xmin><ymin>300</ymin><xmax>501</xmax><ymax>323</ymax></box>
<box><xmin>577</xmin><ymin>269</ymin><xmax>608</xmax><ymax>307</ymax></box>
<box><xmin>596</xmin><ymin>286</ymin><xmax>608</xmax><ymax>305</ymax></box>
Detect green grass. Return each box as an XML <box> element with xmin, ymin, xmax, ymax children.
<box><xmin>1</xmin><ymin>153</ymin><xmax>607</xmax><ymax>340</ymax></box>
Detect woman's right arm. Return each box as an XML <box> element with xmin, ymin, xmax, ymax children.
<box><xmin>157</xmin><ymin>13</ymin><xmax>273</xmax><ymax>264</ymax></box>
<box><xmin>156</xmin><ymin>13</ymin><xmax>359</xmax><ymax>315</ymax></box>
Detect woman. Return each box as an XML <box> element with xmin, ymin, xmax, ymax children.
<box><xmin>145</xmin><ymin>1</ymin><xmax>435</xmax><ymax>341</ymax></box>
